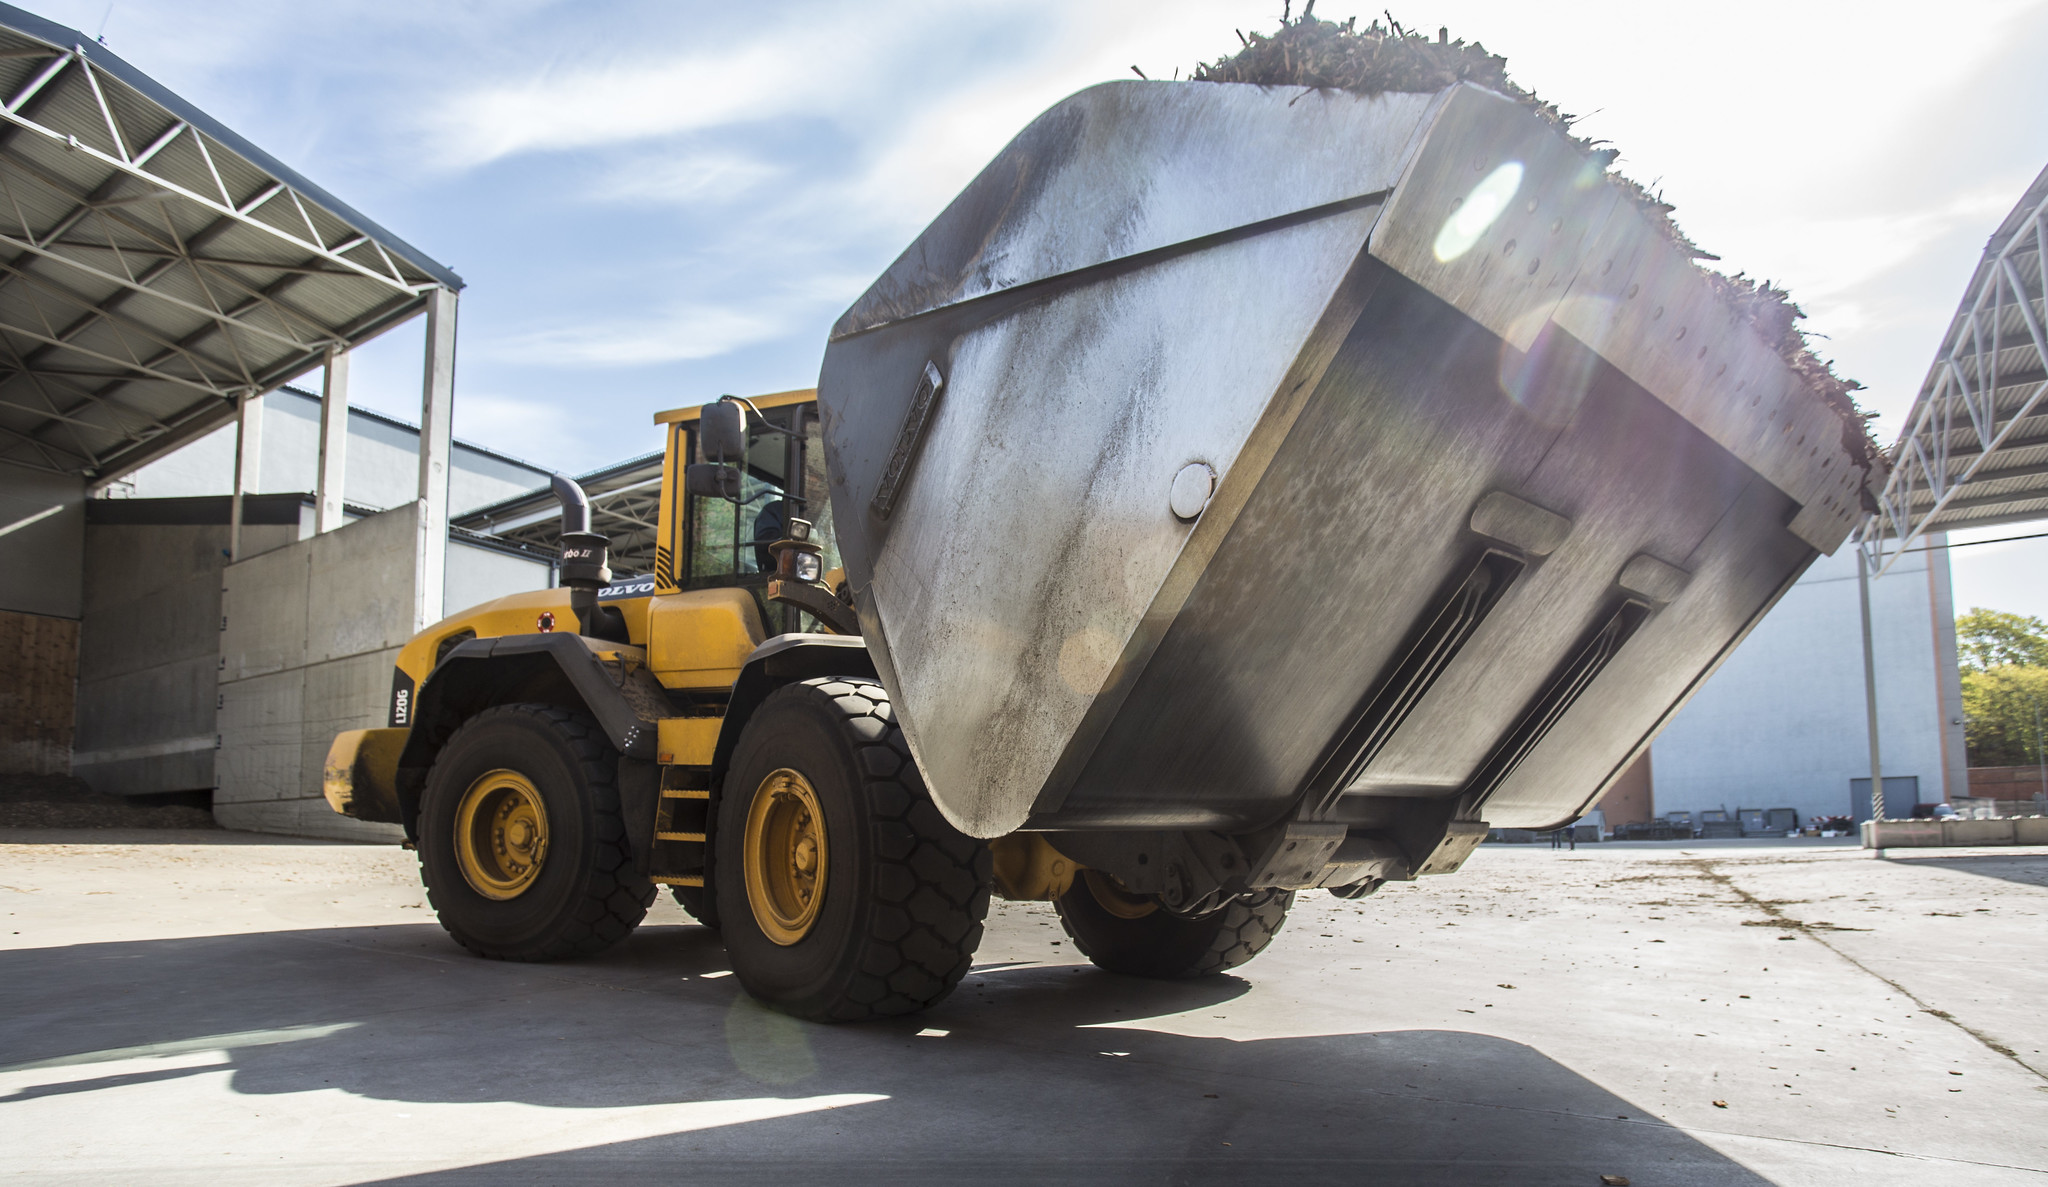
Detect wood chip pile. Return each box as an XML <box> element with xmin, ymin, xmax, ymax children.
<box><xmin>1189</xmin><ymin>11</ymin><xmax>1880</xmax><ymax>474</ymax></box>
<box><xmin>0</xmin><ymin>773</ymin><xmax>216</xmax><ymax>829</ymax></box>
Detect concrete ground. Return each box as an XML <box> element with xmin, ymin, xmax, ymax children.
<box><xmin>2</xmin><ymin>832</ymin><xmax>2044</xmax><ymax>1186</ymax></box>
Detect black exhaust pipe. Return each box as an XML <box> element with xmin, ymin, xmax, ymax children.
<box><xmin>552</xmin><ymin>473</ymin><xmax>593</xmax><ymax>535</ymax></box>
<box><xmin>552</xmin><ymin>475</ymin><xmax>625</xmax><ymax>641</ymax></box>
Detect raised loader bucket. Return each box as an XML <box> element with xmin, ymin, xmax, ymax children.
<box><xmin>818</xmin><ymin>80</ymin><xmax>1876</xmax><ymax>839</ymax></box>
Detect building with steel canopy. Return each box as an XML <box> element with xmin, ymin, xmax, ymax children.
<box><xmin>0</xmin><ymin>3</ymin><xmax>469</xmax><ymax>834</ymax></box>
<box><xmin>1865</xmin><ymin>163</ymin><xmax>2048</xmax><ymax>567</ymax></box>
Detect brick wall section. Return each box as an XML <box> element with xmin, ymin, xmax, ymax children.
<box><xmin>1595</xmin><ymin>752</ymin><xmax>1654</xmax><ymax>826</ymax></box>
<box><xmin>0</xmin><ymin>609</ymin><xmax>77</xmax><ymax>775</ymax></box>
<box><xmin>1968</xmin><ymin>766</ymin><xmax>2048</xmax><ymax>799</ymax></box>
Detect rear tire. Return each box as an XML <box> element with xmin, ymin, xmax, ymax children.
<box><xmin>418</xmin><ymin>703</ymin><xmax>654</xmax><ymax>961</ymax></box>
<box><xmin>1055</xmin><ymin>870</ymin><xmax>1292</xmax><ymax>978</ymax></box>
<box><xmin>670</xmin><ymin>884</ymin><xmax>720</xmax><ymax>930</ymax></box>
<box><xmin>716</xmin><ymin>677</ymin><xmax>991</xmax><ymax>1021</ymax></box>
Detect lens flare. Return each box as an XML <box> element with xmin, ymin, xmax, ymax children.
<box><xmin>725</xmin><ymin>994</ymin><xmax>817</xmax><ymax>1085</ymax></box>
<box><xmin>1433</xmin><ymin>161</ymin><xmax>1523</xmax><ymax>262</ymax></box>
<box><xmin>1499</xmin><ymin>320</ymin><xmax>1602</xmax><ymax>427</ymax></box>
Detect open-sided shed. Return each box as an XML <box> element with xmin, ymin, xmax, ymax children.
<box><xmin>0</xmin><ymin>4</ymin><xmax>466</xmax><ymax>807</ymax></box>
<box><xmin>0</xmin><ymin>3</ymin><xmax>460</xmax><ymax>489</ymax></box>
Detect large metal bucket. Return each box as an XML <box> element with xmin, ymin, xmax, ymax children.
<box><xmin>819</xmin><ymin>80</ymin><xmax>1872</xmax><ymax>838</ymax></box>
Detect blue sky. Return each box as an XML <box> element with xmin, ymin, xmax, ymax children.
<box><xmin>41</xmin><ymin>0</ymin><xmax>2048</xmax><ymax>614</ymax></box>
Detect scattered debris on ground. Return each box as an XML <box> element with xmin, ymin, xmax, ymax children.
<box><xmin>0</xmin><ymin>774</ymin><xmax>214</xmax><ymax>829</ymax></box>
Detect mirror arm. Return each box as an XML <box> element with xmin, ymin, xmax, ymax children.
<box><xmin>719</xmin><ymin>394</ymin><xmax>797</xmax><ymax>437</ymax></box>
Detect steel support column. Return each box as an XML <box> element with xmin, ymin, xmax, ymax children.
<box><xmin>1857</xmin><ymin>544</ymin><xmax>1885</xmax><ymax>849</ymax></box>
<box><xmin>413</xmin><ymin>287</ymin><xmax>456</xmax><ymax>631</ymax></box>
<box><xmin>227</xmin><ymin>389</ymin><xmax>261</xmax><ymax>561</ymax></box>
<box><xmin>314</xmin><ymin>346</ymin><xmax>348</xmax><ymax>533</ymax></box>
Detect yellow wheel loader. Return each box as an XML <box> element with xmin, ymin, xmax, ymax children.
<box><xmin>325</xmin><ymin>77</ymin><xmax>1879</xmax><ymax>1022</ymax></box>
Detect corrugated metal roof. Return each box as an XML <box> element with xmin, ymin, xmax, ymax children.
<box><xmin>1867</xmin><ymin>162</ymin><xmax>2048</xmax><ymax>568</ymax></box>
<box><xmin>454</xmin><ymin>391</ymin><xmax>826</xmax><ymax>573</ymax></box>
<box><xmin>0</xmin><ymin>3</ymin><xmax>461</xmax><ymax>488</ymax></box>
<box><xmin>455</xmin><ymin>452</ymin><xmax>666</xmax><ymax>572</ymax></box>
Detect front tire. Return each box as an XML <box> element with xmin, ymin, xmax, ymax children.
<box><xmin>716</xmin><ymin>677</ymin><xmax>991</xmax><ymax>1021</ymax></box>
<box><xmin>1055</xmin><ymin>870</ymin><xmax>1292</xmax><ymax>978</ymax></box>
<box><xmin>418</xmin><ymin>703</ymin><xmax>654</xmax><ymax>961</ymax></box>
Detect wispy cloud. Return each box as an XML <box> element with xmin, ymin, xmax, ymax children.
<box><xmin>417</xmin><ymin>2</ymin><xmax>990</xmax><ymax>170</ymax></box>
<box><xmin>592</xmin><ymin>150</ymin><xmax>786</xmax><ymax>207</ymax></box>
<box><xmin>480</xmin><ymin>303</ymin><xmax>791</xmax><ymax>368</ymax></box>
<box><xmin>1715</xmin><ymin>186</ymin><xmax>2023</xmax><ymax>306</ymax></box>
<box><xmin>449</xmin><ymin>390</ymin><xmax>568</xmax><ymax>470</ymax></box>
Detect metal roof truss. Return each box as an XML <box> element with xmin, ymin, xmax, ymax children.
<box><xmin>0</xmin><ymin>21</ymin><xmax>457</xmax><ymax>486</ymax></box>
<box><xmin>1865</xmin><ymin>166</ymin><xmax>2048</xmax><ymax>571</ymax></box>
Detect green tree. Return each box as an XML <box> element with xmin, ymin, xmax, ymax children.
<box><xmin>1961</xmin><ymin>664</ymin><xmax>2048</xmax><ymax>768</ymax></box>
<box><xmin>1956</xmin><ymin>607</ymin><xmax>2048</xmax><ymax>673</ymax></box>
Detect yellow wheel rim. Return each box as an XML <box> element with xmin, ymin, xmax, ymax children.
<box><xmin>1084</xmin><ymin>869</ymin><xmax>1158</xmax><ymax>920</ymax></box>
<box><xmin>743</xmin><ymin>768</ymin><xmax>828</xmax><ymax>946</ymax></box>
<box><xmin>453</xmin><ymin>769</ymin><xmax>549</xmax><ymax>900</ymax></box>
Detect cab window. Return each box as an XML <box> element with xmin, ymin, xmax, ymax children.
<box><xmin>682</xmin><ymin>401</ymin><xmax>841</xmax><ymax>632</ymax></box>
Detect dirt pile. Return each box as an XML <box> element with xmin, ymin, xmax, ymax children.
<box><xmin>1189</xmin><ymin>10</ymin><xmax>1879</xmax><ymax>474</ymax></box>
<box><xmin>1194</xmin><ymin>8</ymin><xmax>1561</xmax><ymax>128</ymax></box>
<box><xmin>0</xmin><ymin>774</ymin><xmax>216</xmax><ymax>829</ymax></box>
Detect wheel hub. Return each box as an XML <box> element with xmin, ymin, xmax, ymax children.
<box><xmin>744</xmin><ymin>768</ymin><xmax>828</xmax><ymax>945</ymax></box>
<box><xmin>1084</xmin><ymin>869</ymin><xmax>1158</xmax><ymax>919</ymax></box>
<box><xmin>453</xmin><ymin>769</ymin><xmax>549</xmax><ymax>900</ymax></box>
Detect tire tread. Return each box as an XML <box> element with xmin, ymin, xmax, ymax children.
<box><xmin>779</xmin><ymin>677</ymin><xmax>990</xmax><ymax>1021</ymax></box>
<box><xmin>1056</xmin><ymin>883</ymin><xmax>1293</xmax><ymax>978</ymax></box>
<box><xmin>422</xmin><ymin>702</ymin><xmax>653</xmax><ymax>962</ymax></box>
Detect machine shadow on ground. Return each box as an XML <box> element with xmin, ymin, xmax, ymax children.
<box><xmin>0</xmin><ymin>827</ymin><xmax>348</xmax><ymax>846</ymax></box>
<box><xmin>0</xmin><ymin>919</ymin><xmax>1774</xmax><ymax>1185</ymax></box>
<box><xmin>1896</xmin><ymin>853</ymin><xmax>2048</xmax><ymax>888</ymax></box>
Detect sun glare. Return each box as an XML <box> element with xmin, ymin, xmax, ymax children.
<box><xmin>1433</xmin><ymin>161</ymin><xmax>1524</xmax><ymax>262</ymax></box>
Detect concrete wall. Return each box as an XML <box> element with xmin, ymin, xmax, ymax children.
<box><xmin>0</xmin><ymin>466</ymin><xmax>84</xmax><ymax>618</ymax></box>
<box><xmin>67</xmin><ymin>494</ymin><xmax>544</xmax><ymax>804</ymax></box>
<box><xmin>212</xmin><ymin>506</ymin><xmax>547</xmax><ymax>837</ymax></box>
<box><xmin>113</xmin><ymin>387</ymin><xmax>551</xmax><ymax>516</ymax></box>
<box><xmin>215</xmin><ymin>505</ymin><xmax>418</xmax><ymax>841</ymax></box>
<box><xmin>70</xmin><ymin>498</ymin><xmax>300</xmax><ymax>796</ymax></box>
<box><xmin>1649</xmin><ymin>543</ymin><xmax>1965</xmax><ymax>826</ymax></box>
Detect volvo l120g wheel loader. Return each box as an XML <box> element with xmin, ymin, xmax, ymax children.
<box><xmin>324</xmin><ymin>76</ymin><xmax>1881</xmax><ymax>1022</ymax></box>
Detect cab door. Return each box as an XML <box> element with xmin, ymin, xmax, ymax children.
<box><xmin>647</xmin><ymin>393</ymin><xmax>844</xmax><ymax>689</ymax></box>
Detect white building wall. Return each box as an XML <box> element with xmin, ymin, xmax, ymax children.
<box><xmin>114</xmin><ymin>387</ymin><xmax>551</xmax><ymax>516</ymax></box>
<box><xmin>1649</xmin><ymin>542</ymin><xmax>1967</xmax><ymax>825</ymax></box>
<box><xmin>444</xmin><ymin>538</ymin><xmax>550</xmax><ymax>618</ymax></box>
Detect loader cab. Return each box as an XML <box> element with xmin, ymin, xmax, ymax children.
<box><xmin>653</xmin><ymin>389</ymin><xmax>842</xmax><ymax>637</ymax></box>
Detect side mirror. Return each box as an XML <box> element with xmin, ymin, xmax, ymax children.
<box><xmin>698</xmin><ymin>400</ymin><xmax>746</xmax><ymax>462</ymax></box>
<box><xmin>684</xmin><ymin>463</ymin><xmax>742</xmax><ymax>500</ymax></box>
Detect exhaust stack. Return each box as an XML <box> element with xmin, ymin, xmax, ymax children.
<box><xmin>551</xmin><ymin>474</ymin><xmax>616</xmax><ymax>640</ymax></box>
